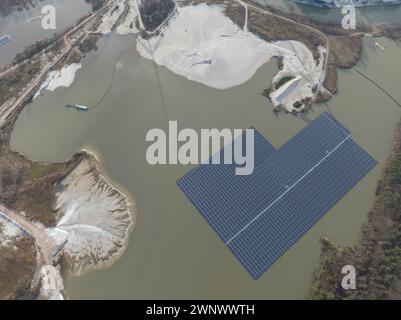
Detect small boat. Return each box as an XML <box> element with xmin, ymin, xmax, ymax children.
<box><xmin>65</xmin><ymin>104</ymin><xmax>89</xmax><ymax>111</ymax></box>
<box><xmin>0</xmin><ymin>35</ymin><xmax>11</xmax><ymax>47</ymax></box>
<box><xmin>374</xmin><ymin>41</ymin><xmax>386</xmax><ymax>50</ymax></box>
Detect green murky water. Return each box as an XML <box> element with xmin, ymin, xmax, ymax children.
<box><xmin>9</xmin><ymin>27</ymin><xmax>401</xmax><ymax>298</ymax></box>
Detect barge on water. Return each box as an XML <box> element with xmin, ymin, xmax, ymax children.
<box><xmin>0</xmin><ymin>35</ymin><xmax>11</xmax><ymax>47</ymax></box>
<box><xmin>65</xmin><ymin>104</ymin><xmax>89</xmax><ymax>111</ymax></box>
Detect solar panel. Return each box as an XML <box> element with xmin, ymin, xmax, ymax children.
<box><xmin>178</xmin><ymin>129</ymin><xmax>276</xmax><ymax>241</ymax></box>
<box><xmin>227</xmin><ymin>139</ymin><xmax>376</xmax><ymax>278</ymax></box>
<box><xmin>177</xmin><ymin>113</ymin><xmax>377</xmax><ymax>278</ymax></box>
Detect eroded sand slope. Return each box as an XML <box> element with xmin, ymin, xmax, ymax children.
<box><xmin>49</xmin><ymin>155</ymin><xmax>134</xmax><ymax>276</ymax></box>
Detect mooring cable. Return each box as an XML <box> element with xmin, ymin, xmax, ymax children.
<box><xmin>89</xmin><ymin>48</ymin><xmax>135</xmax><ymax>111</ymax></box>
<box><xmin>354</xmin><ymin>68</ymin><xmax>401</xmax><ymax>108</ymax></box>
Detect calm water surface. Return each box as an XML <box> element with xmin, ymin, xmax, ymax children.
<box><xmin>9</xmin><ymin>16</ymin><xmax>401</xmax><ymax>298</ymax></box>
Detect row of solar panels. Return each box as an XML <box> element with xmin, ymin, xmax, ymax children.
<box><xmin>177</xmin><ymin>113</ymin><xmax>377</xmax><ymax>279</ymax></box>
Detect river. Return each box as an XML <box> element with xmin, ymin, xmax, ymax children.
<box><xmin>8</xmin><ymin>5</ymin><xmax>401</xmax><ymax>299</ymax></box>
<box><xmin>255</xmin><ymin>0</ymin><xmax>401</xmax><ymax>25</ymax></box>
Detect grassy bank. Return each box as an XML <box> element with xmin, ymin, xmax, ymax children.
<box><xmin>309</xmin><ymin>122</ymin><xmax>401</xmax><ymax>300</ymax></box>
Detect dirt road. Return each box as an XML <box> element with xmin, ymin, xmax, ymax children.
<box><xmin>240</xmin><ymin>0</ymin><xmax>332</xmax><ymax>94</ymax></box>
<box><xmin>0</xmin><ymin>204</ymin><xmax>56</xmax><ymax>265</ymax></box>
<box><xmin>0</xmin><ymin>203</ymin><xmax>66</xmax><ymax>299</ymax></box>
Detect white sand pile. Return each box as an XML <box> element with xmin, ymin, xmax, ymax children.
<box><xmin>48</xmin><ymin>156</ymin><xmax>134</xmax><ymax>275</ymax></box>
<box><xmin>117</xmin><ymin>0</ymin><xmax>139</xmax><ymax>35</ymax></box>
<box><xmin>0</xmin><ymin>218</ymin><xmax>21</xmax><ymax>248</ymax></box>
<box><xmin>97</xmin><ymin>0</ymin><xmax>126</xmax><ymax>35</ymax></box>
<box><xmin>269</xmin><ymin>45</ymin><xmax>326</xmax><ymax>111</ymax></box>
<box><xmin>39</xmin><ymin>265</ymin><xmax>64</xmax><ymax>300</ymax></box>
<box><xmin>137</xmin><ymin>3</ymin><xmax>326</xmax><ymax>112</ymax></box>
<box><xmin>33</xmin><ymin>63</ymin><xmax>81</xmax><ymax>100</ymax></box>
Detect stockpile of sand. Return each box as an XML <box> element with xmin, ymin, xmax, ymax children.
<box><xmin>48</xmin><ymin>155</ymin><xmax>134</xmax><ymax>275</ymax></box>
<box><xmin>137</xmin><ymin>3</ymin><xmax>326</xmax><ymax>112</ymax></box>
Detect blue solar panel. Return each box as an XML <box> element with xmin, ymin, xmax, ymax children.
<box><xmin>228</xmin><ymin>139</ymin><xmax>376</xmax><ymax>278</ymax></box>
<box><xmin>177</xmin><ymin>113</ymin><xmax>377</xmax><ymax>279</ymax></box>
<box><xmin>178</xmin><ymin>129</ymin><xmax>276</xmax><ymax>241</ymax></box>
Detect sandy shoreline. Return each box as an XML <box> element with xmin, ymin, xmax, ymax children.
<box><xmin>116</xmin><ymin>0</ymin><xmax>140</xmax><ymax>35</ymax></box>
<box><xmin>97</xmin><ymin>0</ymin><xmax>126</xmax><ymax>35</ymax></box>
<box><xmin>137</xmin><ymin>3</ymin><xmax>326</xmax><ymax>112</ymax></box>
<box><xmin>47</xmin><ymin>146</ymin><xmax>136</xmax><ymax>277</ymax></box>
<box><xmin>33</xmin><ymin>63</ymin><xmax>82</xmax><ymax>100</ymax></box>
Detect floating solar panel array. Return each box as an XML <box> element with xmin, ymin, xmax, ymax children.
<box><xmin>177</xmin><ymin>112</ymin><xmax>377</xmax><ymax>279</ymax></box>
